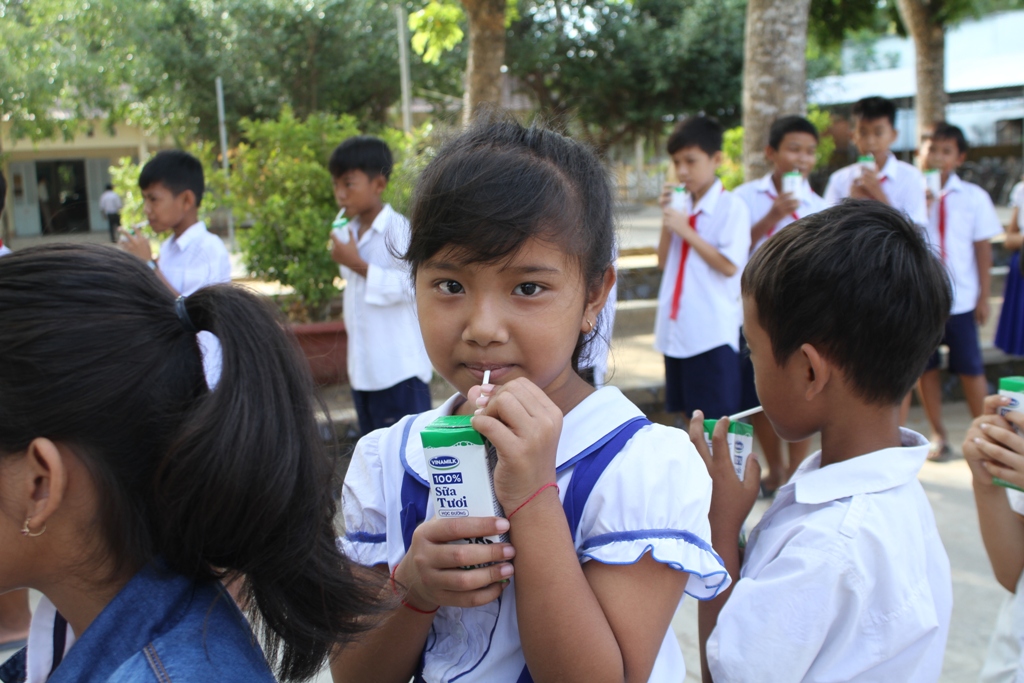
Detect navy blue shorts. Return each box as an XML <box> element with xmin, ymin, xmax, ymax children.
<box><xmin>664</xmin><ymin>344</ymin><xmax>741</xmax><ymax>419</ymax></box>
<box><xmin>925</xmin><ymin>310</ymin><xmax>984</xmax><ymax>376</ymax></box>
<box><xmin>738</xmin><ymin>331</ymin><xmax>760</xmax><ymax>411</ymax></box>
<box><xmin>352</xmin><ymin>376</ymin><xmax>432</xmax><ymax>436</ymax></box>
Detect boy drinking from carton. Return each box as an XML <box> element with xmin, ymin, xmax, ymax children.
<box><xmin>824</xmin><ymin>96</ymin><xmax>927</xmax><ymax>229</ymax></box>
<box><xmin>734</xmin><ymin>115</ymin><xmax>828</xmax><ymax>493</ymax></box>
<box><xmin>692</xmin><ymin>200</ymin><xmax>953</xmax><ymax>682</ymax></box>
<box><xmin>917</xmin><ymin>122</ymin><xmax>1002</xmax><ymax>461</ymax></box>
<box><xmin>328</xmin><ymin>136</ymin><xmax>433</xmax><ymax>435</ymax></box>
<box><xmin>655</xmin><ymin>117</ymin><xmax>751</xmax><ymax>423</ymax></box>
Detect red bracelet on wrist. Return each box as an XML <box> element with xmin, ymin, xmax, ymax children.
<box><xmin>389</xmin><ymin>565</ymin><xmax>439</xmax><ymax>615</ymax></box>
<box><xmin>507</xmin><ymin>482</ymin><xmax>559</xmax><ymax>521</ymax></box>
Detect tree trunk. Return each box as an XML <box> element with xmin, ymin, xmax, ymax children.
<box><xmin>896</xmin><ymin>0</ymin><xmax>946</xmax><ymax>141</ymax></box>
<box><xmin>741</xmin><ymin>0</ymin><xmax>812</xmax><ymax>181</ymax></box>
<box><xmin>461</xmin><ymin>0</ymin><xmax>506</xmax><ymax>126</ymax></box>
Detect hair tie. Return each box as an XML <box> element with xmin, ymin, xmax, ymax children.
<box><xmin>175</xmin><ymin>296</ymin><xmax>197</xmax><ymax>334</ymax></box>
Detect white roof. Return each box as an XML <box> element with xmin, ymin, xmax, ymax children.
<box><xmin>809</xmin><ymin>10</ymin><xmax>1024</xmax><ymax>106</ymax></box>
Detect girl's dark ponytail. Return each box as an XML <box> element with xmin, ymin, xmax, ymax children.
<box><xmin>157</xmin><ymin>286</ymin><xmax>382</xmax><ymax>680</ymax></box>
<box><xmin>0</xmin><ymin>244</ymin><xmax>382</xmax><ymax>682</ymax></box>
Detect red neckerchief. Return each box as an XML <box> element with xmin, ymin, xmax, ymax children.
<box><xmin>938</xmin><ymin>191</ymin><xmax>948</xmax><ymax>262</ymax></box>
<box><xmin>668</xmin><ymin>186</ymin><xmax>725</xmax><ymax>321</ymax></box>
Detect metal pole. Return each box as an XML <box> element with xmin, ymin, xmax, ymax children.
<box><xmin>395</xmin><ymin>6</ymin><xmax>413</xmax><ymax>133</ymax></box>
<box><xmin>215</xmin><ymin>76</ymin><xmax>235</xmax><ymax>247</ymax></box>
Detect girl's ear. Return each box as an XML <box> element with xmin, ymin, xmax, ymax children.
<box><xmin>799</xmin><ymin>342</ymin><xmax>831</xmax><ymax>403</ymax></box>
<box><xmin>373</xmin><ymin>174</ymin><xmax>388</xmax><ymax>196</ymax></box>
<box><xmin>19</xmin><ymin>438</ymin><xmax>68</xmax><ymax>533</ymax></box>
<box><xmin>582</xmin><ymin>266</ymin><xmax>616</xmax><ymax>333</ymax></box>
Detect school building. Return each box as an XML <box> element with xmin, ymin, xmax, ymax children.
<box><xmin>0</xmin><ymin>121</ymin><xmax>166</xmax><ymax>241</ymax></box>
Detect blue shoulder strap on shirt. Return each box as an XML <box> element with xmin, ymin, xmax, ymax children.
<box><xmin>397</xmin><ymin>414</ymin><xmax>651</xmax><ymax>682</ymax></box>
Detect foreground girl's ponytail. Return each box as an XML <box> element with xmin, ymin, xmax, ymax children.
<box><xmin>0</xmin><ymin>244</ymin><xmax>382</xmax><ymax>683</ymax></box>
<box><xmin>156</xmin><ymin>285</ymin><xmax>383</xmax><ymax>680</ymax></box>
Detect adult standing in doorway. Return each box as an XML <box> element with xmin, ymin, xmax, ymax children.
<box><xmin>36</xmin><ymin>177</ymin><xmax>51</xmax><ymax>234</ymax></box>
<box><xmin>98</xmin><ymin>184</ymin><xmax>123</xmax><ymax>243</ymax></box>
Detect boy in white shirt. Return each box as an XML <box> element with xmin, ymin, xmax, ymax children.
<box><xmin>917</xmin><ymin>122</ymin><xmax>1003</xmax><ymax>460</ymax></box>
<box><xmin>655</xmin><ymin>117</ymin><xmax>750</xmax><ymax>423</ymax></box>
<box><xmin>328</xmin><ymin>136</ymin><xmax>433</xmax><ymax>435</ymax></box>
<box><xmin>122</xmin><ymin>151</ymin><xmax>231</xmax><ymax>296</ymax></box>
<box><xmin>122</xmin><ymin>150</ymin><xmax>231</xmax><ymax>386</ymax></box>
<box><xmin>693</xmin><ymin>200</ymin><xmax>953</xmax><ymax>682</ymax></box>
<box><xmin>733</xmin><ymin>115</ymin><xmax>828</xmax><ymax>493</ymax></box>
<box><xmin>824</xmin><ymin>96</ymin><xmax>927</xmax><ymax>228</ymax></box>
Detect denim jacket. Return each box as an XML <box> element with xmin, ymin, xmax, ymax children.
<box><xmin>1</xmin><ymin>562</ymin><xmax>277</xmax><ymax>683</ymax></box>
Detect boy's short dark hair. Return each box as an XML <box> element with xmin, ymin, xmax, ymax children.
<box><xmin>328</xmin><ymin>136</ymin><xmax>393</xmax><ymax>180</ymax></box>
<box><xmin>768</xmin><ymin>116</ymin><xmax>820</xmax><ymax>150</ymax></box>
<box><xmin>138</xmin><ymin>150</ymin><xmax>205</xmax><ymax>207</ymax></box>
<box><xmin>667</xmin><ymin>117</ymin><xmax>723</xmax><ymax>157</ymax></box>
<box><xmin>922</xmin><ymin>121</ymin><xmax>968</xmax><ymax>154</ymax></box>
<box><xmin>0</xmin><ymin>171</ymin><xmax>6</xmax><ymax>213</ymax></box>
<box><xmin>851</xmin><ymin>96</ymin><xmax>897</xmax><ymax>127</ymax></box>
<box><xmin>742</xmin><ymin>199</ymin><xmax>951</xmax><ymax>405</ymax></box>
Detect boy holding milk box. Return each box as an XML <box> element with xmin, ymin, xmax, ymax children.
<box><xmin>691</xmin><ymin>200</ymin><xmax>953</xmax><ymax>682</ymax></box>
<box><xmin>733</xmin><ymin>115</ymin><xmax>829</xmax><ymax>494</ymax></box>
<box><xmin>917</xmin><ymin>122</ymin><xmax>1003</xmax><ymax>461</ymax></box>
<box><xmin>655</xmin><ymin>116</ymin><xmax>750</xmax><ymax>424</ymax></box>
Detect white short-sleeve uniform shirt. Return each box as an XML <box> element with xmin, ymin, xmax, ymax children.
<box><xmin>1012</xmin><ymin>182</ymin><xmax>1024</xmax><ymax>232</ymax></box>
<box><xmin>707</xmin><ymin>428</ymin><xmax>952</xmax><ymax>683</ymax></box>
<box><xmin>0</xmin><ymin>243</ymin><xmax>11</xmax><ymax>257</ymax></box>
<box><xmin>338</xmin><ymin>204</ymin><xmax>433</xmax><ymax>392</ymax></box>
<box><xmin>654</xmin><ymin>179</ymin><xmax>751</xmax><ymax>359</ymax></box>
<box><xmin>733</xmin><ymin>173</ymin><xmax>829</xmax><ymax>253</ymax></box>
<box><xmin>824</xmin><ymin>153</ymin><xmax>928</xmax><ymax>228</ymax></box>
<box><xmin>158</xmin><ymin>221</ymin><xmax>231</xmax><ymax>387</ymax></box>
<box><xmin>922</xmin><ymin>173</ymin><xmax>1003</xmax><ymax>315</ymax></box>
<box><xmin>340</xmin><ymin>386</ymin><xmax>729</xmax><ymax>682</ymax></box>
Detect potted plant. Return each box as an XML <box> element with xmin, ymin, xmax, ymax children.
<box><xmin>228</xmin><ymin>108</ymin><xmax>425</xmax><ymax>385</ymax></box>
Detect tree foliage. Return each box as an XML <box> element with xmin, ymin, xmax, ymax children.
<box><xmin>505</xmin><ymin>0</ymin><xmax>746</xmax><ymax>149</ymax></box>
<box><xmin>0</xmin><ymin>0</ymin><xmax>464</xmax><ymax>144</ymax></box>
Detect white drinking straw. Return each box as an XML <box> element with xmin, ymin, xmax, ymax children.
<box><xmin>728</xmin><ymin>405</ymin><xmax>763</xmax><ymax>421</ymax></box>
<box><xmin>483</xmin><ymin>370</ymin><xmax>491</xmax><ymax>386</ymax></box>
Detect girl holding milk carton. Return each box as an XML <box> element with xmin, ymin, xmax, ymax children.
<box><xmin>965</xmin><ymin>381</ymin><xmax>1024</xmax><ymax>680</ymax></box>
<box><xmin>332</xmin><ymin>119</ymin><xmax>728</xmax><ymax>682</ymax></box>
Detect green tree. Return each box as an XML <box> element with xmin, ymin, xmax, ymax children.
<box><xmin>504</xmin><ymin>0</ymin><xmax>746</xmax><ymax>149</ymax></box>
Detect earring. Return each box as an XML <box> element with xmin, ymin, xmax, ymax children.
<box><xmin>21</xmin><ymin>518</ymin><xmax>45</xmax><ymax>538</ymax></box>
<box><xmin>585</xmin><ymin>319</ymin><xmax>594</xmax><ymax>333</ymax></box>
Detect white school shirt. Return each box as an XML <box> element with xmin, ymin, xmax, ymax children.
<box><xmin>158</xmin><ymin>221</ymin><xmax>231</xmax><ymax>388</ymax></box>
<box><xmin>707</xmin><ymin>428</ymin><xmax>952</xmax><ymax>683</ymax></box>
<box><xmin>823</xmin><ymin>153</ymin><xmax>928</xmax><ymax>228</ymax></box>
<box><xmin>654</xmin><ymin>179</ymin><xmax>751</xmax><ymax>359</ymax></box>
<box><xmin>923</xmin><ymin>173</ymin><xmax>1003</xmax><ymax>315</ymax></box>
<box><xmin>338</xmin><ymin>204</ymin><xmax>432</xmax><ymax>392</ymax></box>
<box><xmin>733</xmin><ymin>173</ymin><xmax>828</xmax><ymax>253</ymax></box>
<box><xmin>0</xmin><ymin>243</ymin><xmax>11</xmax><ymax>257</ymax></box>
<box><xmin>1013</xmin><ymin>182</ymin><xmax>1024</xmax><ymax>231</ymax></box>
<box><xmin>98</xmin><ymin>190</ymin><xmax>122</xmax><ymax>216</ymax></box>
<box><xmin>340</xmin><ymin>386</ymin><xmax>729</xmax><ymax>682</ymax></box>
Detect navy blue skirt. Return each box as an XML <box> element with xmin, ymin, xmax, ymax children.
<box><xmin>996</xmin><ymin>252</ymin><xmax>1024</xmax><ymax>356</ymax></box>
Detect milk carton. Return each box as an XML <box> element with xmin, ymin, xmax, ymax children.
<box><xmin>703</xmin><ymin>419</ymin><xmax>755</xmax><ymax>481</ymax></box>
<box><xmin>858</xmin><ymin>154</ymin><xmax>875</xmax><ymax>174</ymax></box>
<box><xmin>923</xmin><ymin>169</ymin><xmax>942</xmax><ymax>198</ymax></box>
<box><xmin>994</xmin><ymin>377</ymin><xmax>1024</xmax><ymax>493</ymax></box>
<box><xmin>669</xmin><ymin>185</ymin><xmax>688</xmax><ymax>212</ymax></box>
<box><xmin>998</xmin><ymin>377</ymin><xmax>1024</xmax><ymax>428</ymax></box>
<box><xmin>420</xmin><ymin>415</ymin><xmax>509</xmax><ymax>545</ymax></box>
<box><xmin>781</xmin><ymin>171</ymin><xmax>803</xmax><ymax>199</ymax></box>
<box><xmin>330</xmin><ymin>209</ymin><xmax>350</xmax><ymax>244</ymax></box>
